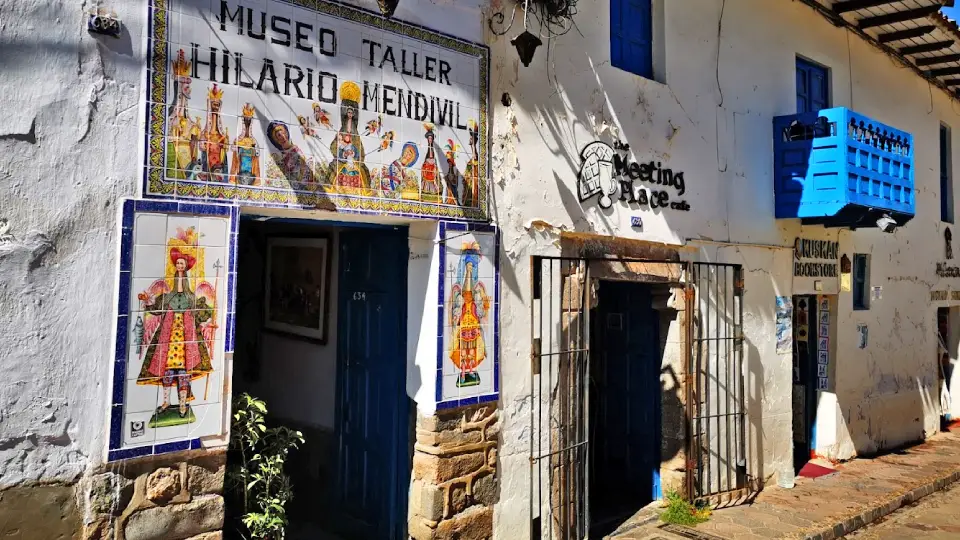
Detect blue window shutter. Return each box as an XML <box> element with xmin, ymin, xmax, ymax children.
<box><xmin>796</xmin><ymin>58</ymin><xmax>829</xmax><ymax>114</ymax></box>
<box><xmin>611</xmin><ymin>0</ymin><xmax>652</xmax><ymax>79</ymax></box>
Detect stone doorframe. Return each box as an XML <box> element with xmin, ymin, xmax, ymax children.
<box><xmin>558</xmin><ymin>232</ymin><xmax>691</xmax><ymax>498</ymax></box>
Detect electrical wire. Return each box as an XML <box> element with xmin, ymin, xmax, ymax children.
<box><xmin>716</xmin><ymin>0</ymin><xmax>725</xmax><ymax>108</ymax></box>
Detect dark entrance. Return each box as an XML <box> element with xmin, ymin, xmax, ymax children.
<box><xmin>334</xmin><ymin>228</ymin><xmax>410</xmax><ymax>540</ymax></box>
<box><xmin>589</xmin><ymin>280</ymin><xmax>661</xmax><ymax>537</ymax></box>
<box><xmin>229</xmin><ymin>220</ymin><xmax>410</xmax><ymax>540</ymax></box>
<box><xmin>791</xmin><ymin>295</ymin><xmax>818</xmax><ymax>473</ymax></box>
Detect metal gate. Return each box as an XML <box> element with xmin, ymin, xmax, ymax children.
<box><xmin>687</xmin><ymin>263</ymin><xmax>748</xmax><ymax>506</ymax></box>
<box><xmin>529</xmin><ymin>257</ymin><xmax>750</xmax><ymax>540</ymax></box>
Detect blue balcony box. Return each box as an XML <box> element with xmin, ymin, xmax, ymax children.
<box><xmin>773</xmin><ymin>107</ymin><xmax>914</xmax><ymax>228</ymax></box>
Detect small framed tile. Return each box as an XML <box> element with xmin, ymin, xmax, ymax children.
<box><xmin>122</xmin><ymin>409</ymin><xmax>158</xmax><ymax>448</ymax></box>
<box><xmin>133</xmin><ymin>244</ymin><xmax>168</xmax><ymax>279</ymax></box>
<box><xmin>187</xmin><ymin>403</ymin><xmax>225</xmax><ymax>440</ymax></box>
<box><xmin>127</xmin><ymin>379</ymin><xmax>160</xmax><ymax>414</ymax></box>
<box><xmin>135</xmin><ymin>213</ymin><xmax>169</xmax><ymax>245</ymax></box>
<box><xmin>198</xmin><ymin>217</ymin><xmax>228</xmax><ymax>246</ymax></box>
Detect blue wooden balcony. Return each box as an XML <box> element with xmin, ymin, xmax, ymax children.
<box><xmin>773</xmin><ymin>107</ymin><xmax>915</xmax><ymax>228</ymax></box>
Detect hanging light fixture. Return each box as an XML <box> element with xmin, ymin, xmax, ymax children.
<box><xmin>512</xmin><ymin>0</ymin><xmax>541</xmax><ymax>67</ymax></box>
<box><xmin>512</xmin><ymin>31</ymin><xmax>542</xmax><ymax>67</ymax></box>
<box><xmin>378</xmin><ymin>0</ymin><xmax>399</xmax><ymax>18</ymax></box>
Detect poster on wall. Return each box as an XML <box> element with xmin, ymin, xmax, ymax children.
<box><xmin>775</xmin><ymin>296</ymin><xmax>793</xmax><ymax>354</ymax></box>
<box><xmin>108</xmin><ymin>199</ymin><xmax>236</xmax><ymax>461</ymax></box>
<box><xmin>437</xmin><ymin>222</ymin><xmax>499</xmax><ymax>409</ymax></box>
<box><xmin>264</xmin><ymin>237</ymin><xmax>331</xmax><ymax>342</ymax></box>
<box><xmin>817</xmin><ymin>295</ymin><xmax>830</xmax><ymax>391</ymax></box>
<box><xmin>144</xmin><ymin>0</ymin><xmax>489</xmax><ymax>221</ymax></box>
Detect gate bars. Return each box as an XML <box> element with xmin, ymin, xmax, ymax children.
<box><xmin>529</xmin><ymin>257</ymin><xmax>749</xmax><ymax>540</ymax></box>
<box><xmin>687</xmin><ymin>263</ymin><xmax>748</xmax><ymax>506</ymax></box>
<box><xmin>529</xmin><ymin>257</ymin><xmax>591</xmax><ymax>540</ymax></box>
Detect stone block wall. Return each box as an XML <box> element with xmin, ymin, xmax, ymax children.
<box><xmin>409</xmin><ymin>403</ymin><xmax>499</xmax><ymax>540</ymax></box>
<box><xmin>79</xmin><ymin>449</ymin><xmax>226</xmax><ymax>540</ymax></box>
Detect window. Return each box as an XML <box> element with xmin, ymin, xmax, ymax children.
<box><xmin>941</xmin><ymin>124</ymin><xmax>953</xmax><ymax>223</ymax></box>
<box><xmin>796</xmin><ymin>57</ymin><xmax>830</xmax><ymax>114</ymax></box>
<box><xmin>853</xmin><ymin>254</ymin><xmax>869</xmax><ymax>310</ymax></box>
<box><xmin>611</xmin><ymin>0</ymin><xmax>653</xmax><ymax>79</ymax></box>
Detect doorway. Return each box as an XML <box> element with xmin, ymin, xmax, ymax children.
<box><xmin>589</xmin><ymin>280</ymin><xmax>661</xmax><ymax>537</ymax></box>
<box><xmin>791</xmin><ymin>295</ymin><xmax>818</xmax><ymax>473</ymax></box>
<box><xmin>230</xmin><ymin>219</ymin><xmax>411</xmax><ymax>540</ymax></box>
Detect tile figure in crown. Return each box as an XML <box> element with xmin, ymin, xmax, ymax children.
<box><xmin>330</xmin><ymin>80</ymin><xmax>371</xmax><ymax>193</ymax></box>
<box><xmin>443</xmin><ymin>139</ymin><xmax>461</xmax><ymax>205</ymax></box>
<box><xmin>464</xmin><ymin>119</ymin><xmax>480</xmax><ymax>207</ymax></box>
<box><xmin>166</xmin><ymin>49</ymin><xmax>201</xmax><ymax>180</ymax></box>
<box><xmin>449</xmin><ymin>241</ymin><xmax>491</xmax><ymax>388</ymax></box>
<box><xmin>420</xmin><ymin>123</ymin><xmax>441</xmax><ymax>203</ymax></box>
<box><xmin>201</xmin><ymin>84</ymin><xmax>229</xmax><ymax>182</ymax></box>
<box><xmin>136</xmin><ymin>226</ymin><xmax>217</xmax><ymax>427</ymax></box>
<box><xmin>231</xmin><ymin>103</ymin><xmax>261</xmax><ymax>186</ymax></box>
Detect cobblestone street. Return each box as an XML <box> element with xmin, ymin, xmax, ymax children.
<box><xmin>609</xmin><ymin>431</ymin><xmax>960</xmax><ymax>540</ymax></box>
<box><xmin>847</xmin><ymin>481</ymin><xmax>960</xmax><ymax>539</ymax></box>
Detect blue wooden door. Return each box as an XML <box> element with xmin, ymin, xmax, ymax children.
<box><xmin>796</xmin><ymin>58</ymin><xmax>830</xmax><ymax>114</ymax></box>
<box><xmin>335</xmin><ymin>228</ymin><xmax>409</xmax><ymax>540</ymax></box>
<box><xmin>589</xmin><ymin>281</ymin><xmax>660</xmax><ymax>535</ymax></box>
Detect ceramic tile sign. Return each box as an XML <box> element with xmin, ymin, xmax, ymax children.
<box><xmin>108</xmin><ymin>199</ymin><xmax>237</xmax><ymax>461</ymax></box>
<box><xmin>144</xmin><ymin>0</ymin><xmax>489</xmax><ymax>221</ymax></box>
<box><xmin>817</xmin><ymin>296</ymin><xmax>830</xmax><ymax>391</ymax></box>
<box><xmin>437</xmin><ymin>222</ymin><xmax>499</xmax><ymax>409</ymax></box>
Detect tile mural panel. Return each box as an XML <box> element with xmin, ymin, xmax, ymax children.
<box><xmin>144</xmin><ymin>0</ymin><xmax>490</xmax><ymax>221</ymax></box>
<box><xmin>437</xmin><ymin>222</ymin><xmax>499</xmax><ymax>409</ymax></box>
<box><xmin>109</xmin><ymin>199</ymin><xmax>237</xmax><ymax>461</ymax></box>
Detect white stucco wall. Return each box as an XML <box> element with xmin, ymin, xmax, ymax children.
<box><xmin>0</xmin><ymin>0</ymin><xmax>145</xmax><ymax>486</ymax></box>
<box><xmin>486</xmin><ymin>0</ymin><xmax>960</xmax><ymax>535</ymax></box>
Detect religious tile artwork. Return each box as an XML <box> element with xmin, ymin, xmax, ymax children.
<box><xmin>437</xmin><ymin>222</ymin><xmax>499</xmax><ymax>409</ymax></box>
<box><xmin>108</xmin><ymin>199</ymin><xmax>237</xmax><ymax>461</ymax></box>
<box><xmin>144</xmin><ymin>0</ymin><xmax>489</xmax><ymax>221</ymax></box>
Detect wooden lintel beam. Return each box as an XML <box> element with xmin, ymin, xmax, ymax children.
<box><xmin>877</xmin><ymin>25</ymin><xmax>936</xmax><ymax>43</ymax></box>
<box><xmin>929</xmin><ymin>66</ymin><xmax>960</xmax><ymax>77</ymax></box>
<box><xmin>916</xmin><ymin>53</ymin><xmax>960</xmax><ymax>66</ymax></box>
<box><xmin>901</xmin><ymin>40</ymin><xmax>955</xmax><ymax>55</ymax></box>
<box><xmin>858</xmin><ymin>5</ymin><xmax>942</xmax><ymax>29</ymax></box>
<box><xmin>833</xmin><ymin>0</ymin><xmax>900</xmax><ymax>14</ymax></box>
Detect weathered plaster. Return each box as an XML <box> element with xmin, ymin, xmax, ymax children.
<box><xmin>0</xmin><ymin>0</ymin><xmax>143</xmax><ymax>486</ymax></box>
<box><xmin>488</xmin><ymin>0</ymin><xmax>958</xmax><ymax>534</ymax></box>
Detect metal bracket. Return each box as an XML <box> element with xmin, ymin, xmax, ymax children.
<box><xmin>531</xmin><ymin>338</ymin><xmax>541</xmax><ymax>375</ymax></box>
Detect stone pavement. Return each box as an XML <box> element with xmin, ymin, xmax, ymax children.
<box><xmin>847</xmin><ymin>480</ymin><xmax>960</xmax><ymax>539</ymax></box>
<box><xmin>609</xmin><ymin>431</ymin><xmax>960</xmax><ymax>540</ymax></box>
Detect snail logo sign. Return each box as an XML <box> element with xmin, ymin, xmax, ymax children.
<box><xmin>577</xmin><ymin>141</ymin><xmax>691</xmax><ymax>211</ymax></box>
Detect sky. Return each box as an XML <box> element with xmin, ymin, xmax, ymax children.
<box><xmin>944</xmin><ymin>5</ymin><xmax>960</xmax><ymax>22</ymax></box>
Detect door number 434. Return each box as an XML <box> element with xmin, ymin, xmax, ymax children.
<box><xmin>352</xmin><ymin>291</ymin><xmax>366</xmax><ymax>301</ymax></box>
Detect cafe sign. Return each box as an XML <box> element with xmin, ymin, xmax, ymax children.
<box><xmin>144</xmin><ymin>0</ymin><xmax>489</xmax><ymax>220</ymax></box>
<box><xmin>577</xmin><ymin>141</ymin><xmax>691</xmax><ymax>212</ymax></box>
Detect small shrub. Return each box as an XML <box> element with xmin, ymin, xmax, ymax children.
<box><xmin>659</xmin><ymin>490</ymin><xmax>711</xmax><ymax>526</ymax></box>
<box><xmin>226</xmin><ymin>393</ymin><xmax>305</xmax><ymax>540</ymax></box>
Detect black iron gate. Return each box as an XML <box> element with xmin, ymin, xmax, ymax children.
<box><xmin>529</xmin><ymin>256</ymin><xmax>750</xmax><ymax>540</ymax></box>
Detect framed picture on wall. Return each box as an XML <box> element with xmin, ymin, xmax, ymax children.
<box><xmin>264</xmin><ymin>236</ymin><xmax>331</xmax><ymax>343</ymax></box>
